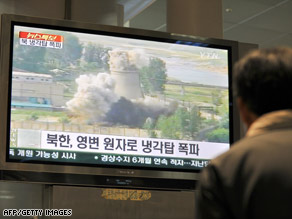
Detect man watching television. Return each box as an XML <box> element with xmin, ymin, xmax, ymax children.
<box><xmin>195</xmin><ymin>47</ymin><xmax>292</xmax><ymax>219</ymax></box>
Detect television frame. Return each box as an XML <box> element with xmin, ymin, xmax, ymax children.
<box><xmin>0</xmin><ymin>14</ymin><xmax>239</xmax><ymax>190</ymax></box>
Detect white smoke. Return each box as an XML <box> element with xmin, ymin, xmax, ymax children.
<box><xmin>127</xmin><ymin>49</ymin><xmax>149</xmax><ymax>68</ymax></box>
<box><xmin>66</xmin><ymin>49</ymin><xmax>177</xmax><ymax>126</ymax></box>
<box><xmin>108</xmin><ymin>49</ymin><xmax>149</xmax><ymax>71</ymax></box>
<box><xmin>66</xmin><ymin>73</ymin><xmax>119</xmax><ymax>123</ymax></box>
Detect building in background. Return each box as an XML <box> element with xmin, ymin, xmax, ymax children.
<box><xmin>12</xmin><ymin>71</ymin><xmax>65</xmax><ymax>108</ymax></box>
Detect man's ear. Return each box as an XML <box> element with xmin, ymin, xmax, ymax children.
<box><xmin>237</xmin><ymin>97</ymin><xmax>258</xmax><ymax>129</ymax></box>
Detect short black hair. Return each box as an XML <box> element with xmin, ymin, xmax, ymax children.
<box><xmin>234</xmin><ymin>47</ymin><xmax>292</xmax><ymax>116</ymax></box>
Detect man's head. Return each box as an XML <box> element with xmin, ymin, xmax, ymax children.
<box><xmin>234</xmin><ymin>47</ymin><xmax>292</xmax><ymax>128</ymax></box>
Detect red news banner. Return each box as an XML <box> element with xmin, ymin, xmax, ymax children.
<box><xmin>19</xmin><ymin>31</ymin><xmax>64</xmax><ymax>49</ymax></box>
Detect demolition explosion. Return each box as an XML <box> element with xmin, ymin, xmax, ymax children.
<box><xmin>66</xmin><ymin>49</ymin><xmax>177</xmax><ymax>127</ymax></box>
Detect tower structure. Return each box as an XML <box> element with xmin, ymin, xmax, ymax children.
<box><xmin>108</xmin><ymin>50</ymin><xmax>144</xmax><ymax>100</ymax></box>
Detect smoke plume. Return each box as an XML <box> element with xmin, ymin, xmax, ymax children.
<box><xmin>67</xmin><ymin>73</ymin><xmax>176</xmax><ymax>127</ymax></box>
<box><xmin>108</xmin><ymin>49</ymin><xmax>149</xmax><ymax>71</ymax></box>
<box><xmin>67</xmin><ymin>49</ymin><xmax>176</xmax><ymax>127</ymax></box>
<box><xmin>105</xmin><ymin>96</ymin><xmax>177</xmax><ymax>127</ymax></box>
<box><xmin>66</xmin><ymin>73</ymin><xmax>119</xmax><ymax>123</ymax></box>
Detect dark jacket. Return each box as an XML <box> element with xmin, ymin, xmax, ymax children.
<box><xmin>195</xmin><ymin>110</ymin><xmax>292</xmax><ymax>219</ymax></box>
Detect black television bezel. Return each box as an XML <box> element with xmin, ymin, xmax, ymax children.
<box><xmin>0</xmin><ymin>14</ymin><xmax>239</xmax><ymax>190</ymax></box>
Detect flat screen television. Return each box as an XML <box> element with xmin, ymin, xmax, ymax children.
<box><xmin>0</xmin><ymin>14</ymin><xmax>239</xmax><ymax>190</ymax></box>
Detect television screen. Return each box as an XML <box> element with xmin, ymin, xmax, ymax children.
<box><xmin>0</xmin><ymin>14</ymin><xmax>237</xmax><ymax>188</ymax></box>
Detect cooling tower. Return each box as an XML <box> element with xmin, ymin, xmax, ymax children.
<box><xmin>109</xmin><ymin>50</ymin><xmax>144</xmax><ymax>100</ymax></box>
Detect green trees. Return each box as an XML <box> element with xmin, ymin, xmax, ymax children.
<box><xmin>206</xmin><ymin>128</ymin><xmax>229</xmax><ymax>143</ymax></box>
<box><xmin>205</xmin><ymin>113</ymin><xmax>230</xmax><ymax>143</ymax></box>
<box><xmin>206</xmin><ymin>90</ymin><xmax>230</xmax><ymax>143</ymax></box>
<box><xmin>140</xmin><ymin>57</ymin><xmax>167</xmax><ymax>94</ymax></box>
<box><xmin>156</xmin><ymin>114</ymin><xmax>180</xmax><ymax>139</ymax></box>
<box><xmin>143</xmin><ymin>118</ymin><xmax>158</xmax><ymax>138</ymax></box>
<box><xmin>83</xmin><ymin>42</ymin><xmax>110</xmax><ymax>71</ymax></box>
<box><xmin>188</xmin><ymin>106</ymin><xmax>201</xmax><ymax>138</ymax></box>
<box><xmin>44</xmin><ymin>33</ymin><xmax>82</xmax><ymax>71</ymax></box>
<box><xmin>13</xmin><ymin>32</ymin><xmax>83</xmax><ymax>73</ymax></box>
<box><xmin>142</xmin><ymin>103</ymin><xmax>230</xmax><ymax>143</ymax></box>
<box><xmin>13</xmin><ymin>33</ymin><xmax>46</xmax><ymax>72</ymax></box>
<box><xmin>146</xmin><ymin>106</ymin><xmax>202</xmax><ymax>140</ymax></box>
<box><xmin>13</xmin><ymin>31</ymin><xmax>114</xmax><ymax>76</ymax></box>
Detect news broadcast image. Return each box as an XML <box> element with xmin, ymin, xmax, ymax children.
<box><xmin>9</xmin><ymin>25</ymin><xmax>230</xmax><ymax>170</ymax></box>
